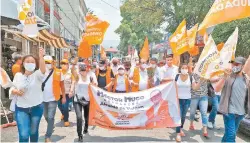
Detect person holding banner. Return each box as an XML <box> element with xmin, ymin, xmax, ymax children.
<box><xmin>96</xmin><ymin>60</ymin><xmax>115</xmax><ymax>91</ymax></box>
<box><xmin>58</xmin><ymin>59</ymin><xmax>76</xmax><ymax>127</ymax></box>
<box><xmin>129</xmin><ymin>59</ymin><xmax>149</xmax><ymax>92</ymax></box>
<box><xmin>9</xmin><ymin>48</ymin><xmax>45</xmax><ymax>142</ymax></box>
<box><xmin>189</xmin><ymin>73</ymin><xmax>209</xmax><ymax>138</ymax></box>
<box><xmin>71</xmin><ymin>63</ymin><xmax>95</xmax><ymax>142</ymax></box>
<box><xmin>175</xmin><ymin>63</ymin><xmax>193</xmax><ymax>142</ymax></box>
<box><xmin>113</xmin><ymin>65</ymin><xmax>130</xmax><ymax>93</ymax></box>
<box><xmin>214</xmin><ymin>57</ymin><xmax>250</xmax><ymax>143</ymax></box>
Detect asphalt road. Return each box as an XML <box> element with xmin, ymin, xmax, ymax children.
<box><xmin>1</xmin><ymin>109</ymin><xmax>250</xmax><ymax>142</ymax></box>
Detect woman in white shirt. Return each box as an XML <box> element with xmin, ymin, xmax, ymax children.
<box><xmin>175</xmin><ymin>63</ymin><xmax>193</xmax><ymax>142</ymax></box>
<box><xmin>71</xmin><ymin>63</ymin><xmax>96</xmax><ymax>142</ymax></box>
<box><xmin>9</xmin><ymin>48</ymin><xmax>46</xmax><ymax>142</ymax></box>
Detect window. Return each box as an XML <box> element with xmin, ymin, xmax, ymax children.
<box><xmin>36</xmin><ymin>0</ymin><xmax>45</xmax><ymax>20</ymax></box>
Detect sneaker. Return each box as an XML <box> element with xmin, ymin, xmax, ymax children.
<box><xmin>78</xmin><ymin>135</ymin><xmax>83</xmax><ymax>142</ymax></box>
<box><xmin>176</xmin><ymin>134</ymin><xmax>182</xmax><ymax>142</ymax></box>
<box><xmin>83</xmin><ymin>129</ymin><xmax>88</xmax><ymax>134</ymax></box>
<box><xmin>207</xmin><ymin>122</ymin><xmax>214</xmax><ymax>129</ymax></box>
<box><xmin>64</xmin><ymin>122</ymin><xmax>70</xmax><ymax>127</ymax></box>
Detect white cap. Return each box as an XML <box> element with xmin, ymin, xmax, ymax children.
<box><xmin>44</xmin><ymin>55</ymin><xmax>53</xmax><ymax>63</ymax></box>
<box><xmin>118</xmin><ymin>65</ymin><xmax>125</xmax><ymax>70</ymax></box>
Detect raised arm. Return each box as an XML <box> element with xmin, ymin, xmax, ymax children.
<box><xmin>39</xmin><ymin>48</ymin><xmax>46</xmax><ymax>74</ymax></box>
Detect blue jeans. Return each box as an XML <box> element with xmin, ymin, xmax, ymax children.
<box><xmin>222</xmin><ymin>114</ymin><xmax>244</xmax><ymax>142</ymax></box>
<box><xmin>15</xmin><ymin>104</ymin><xmax>44</xmax><ymax>142</ymax></box>
<box><xmin>176</xmin><ymin>99</ymin><xmax>191</xmax><ymax>133</ymax></box>
<box><xmin>43</xmin><ymin>101</ymin><xmax>57</xmax><ymax>139</ymax></box>
<box><xmin>208</xmin><ymin>95</ymin><xmax>221</xmax><ymax>124</ymax></box>
<box><xmin>58</xmin><ymin>94</ymin><xmax>69</xmax><ymax>122</ymax></box>
<box><xmin>190</xmin><ymin>96</ymin><xmax>208</xmax><ymax>126</ymax></box>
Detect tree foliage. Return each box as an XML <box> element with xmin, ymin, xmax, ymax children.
<box><xmin>117</xmin><ymin>0</ymin><xmax>250</xmax><ymax>57</ymax></box>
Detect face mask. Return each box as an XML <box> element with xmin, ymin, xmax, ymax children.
<box><xmin>99</xmin><ymin>66</ymin><xmax>105</xmax><ymax>71</ymax></box>
<box><xmin>232</xmin><ymin>65</ymin><xmax>242</xmax><ymax>73</ymax></box>
<box><xmin>181</xmin><ymin>69</ymin><xmax>188</xmax><ymax>75</ymax></box>
<box><xmin>151</xmin><ymin>64</ymin><xmax>156</xmax><ymax>68</ymax></box>
<box><xmin>141</xmin><ymin>64</ymin><xmax>147</xmax><ymax>69</ymax></box>
<box><xmin>24</xmin><ymin>63</ymin><xmax>36</xmax><ymax>72</ymax></box>
<box><xmin>46</xmin><ymin>64</ymin><xmax>52</xmax><ymax>70</ymax></box>
<box><xmin>118</xmin><ymin>70</ymin><xmax>125</xmax><ymax>75</ymax></box>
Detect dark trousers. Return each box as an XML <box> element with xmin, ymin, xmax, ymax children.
<box><xmin>73</xmin><ymin>100</ymin><xmax>90</xmax><ymax>136</ymax></box>
<box><xmin>58</xmin><ymin>94</ymin><xmax>70</xmax><ymax>122</ymax></box>
<box><xmin>176</xmin><ymin>99</ymin><xmax>191</xmax><ymax>133</ymax></box>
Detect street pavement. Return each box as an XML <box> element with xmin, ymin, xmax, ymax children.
<box><xmin>1</xmin><ymin>109</ymin><xmax>250</xmax><ymax>142</ymax></box>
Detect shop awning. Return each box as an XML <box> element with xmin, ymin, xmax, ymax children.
<box><xmin>3</xmin><ymin>29</ymin><xmax>69</xmax><ymax>48</ymax></box>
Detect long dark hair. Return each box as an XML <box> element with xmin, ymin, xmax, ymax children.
<box><xmin>21</xmin><ymin>55</ymin><xmax>39</xmax><ymax>74</ymax></box>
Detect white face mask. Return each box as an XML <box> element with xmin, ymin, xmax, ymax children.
<box><xmin>91</xmin><ymin>69</ymin><xmax>96</xmax><ymax>73</ymax></box>
<box><xmin>118</xmin><ymin>70</ymin><xmax>125</xmax><ymax>75</ymax></box>
<box><xmin>232</xmin><ymin>65</ymin><xmax>242</xmax><ymax>73</ymax></box>
<box><xmin>181</xmin><ymin>69</ymin><xmax>188</xmax><ymax>75</ymax></box>
<box><xmin>46</xmin><ymin>64</ymin><xmax>52</xmax><ymax>70</ymax></box>
<box><xmin>24</xmin><ymin>63</ymin><xmax>36</xmax><ymax>72</ymax></box>
<box><xmin>151</xmin><ymin>64</ymin><xmax>156</xmax><ymax>68</ymax></box>
<box><xmin>141</xmin><ymin>64</ymin><xmax>147</xmax><ymax>69</ymax></box>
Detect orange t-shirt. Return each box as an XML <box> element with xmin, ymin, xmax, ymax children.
<box><xmin>12</xmin><ymin>64</ymin><xmax>21</xmax><ymax>76</ymax></box>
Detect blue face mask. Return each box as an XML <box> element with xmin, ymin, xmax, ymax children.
<box><xmin>24</xmin><ymin>63</ymin><xmax>36</xmax><ymax>72</ymax></box>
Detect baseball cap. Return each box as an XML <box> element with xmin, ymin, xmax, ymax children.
<box><xmin>44</xmin><ymin>55</ymin><xmax>53</xmax><ymax>63</ymax></box>
<box><xmin>231</xmin><ymin>57</ymin><xmax>246</xmax><ymax>65</ymax></box>
<box><xmin>61</xmin><ymin>59</ymin><xmax>69</xmax><ymax>64</ymax></box>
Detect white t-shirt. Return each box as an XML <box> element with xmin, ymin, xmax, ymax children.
<box><xmin>9</xmin><ymin>70</ymin><xmax>45</xmax><ymax>108</ymax></box>
<box><xmin>176</xmin><ymin>75</ymin><xmax>192</xmax><ymax>99</ymax></box>
<box><xmin>87</xmin><ymin>71</ymin><xmax>98</xmax><ymax>85</ymax></box>
<box><xmin>115</xmin><ymin>75</ymin><xmax>126</xmax><ymax>91</ymax></box>
<box><xmin>129</xmin><ymin>68</ymin><xmax>148</xmax><ymax>91</ymax></box>
<box><xmin>75</xmin><ymin>74</ymin><xmax>91</xmax><ymax>101</ymax></box>
<box><xmin>43</xmin><ymin>70</ymin><xmax>64</xmax><ymax>102</ymax></box>
<box><xmin>160</xmin><ymin>65</ymin><xmax>178</xmax><ymax>81</ymax></box>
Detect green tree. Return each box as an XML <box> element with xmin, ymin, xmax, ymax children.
<box><xmin>116</xmin><ymin>0</ymin><xmax>164</xmax><ymax>55</ymax></box>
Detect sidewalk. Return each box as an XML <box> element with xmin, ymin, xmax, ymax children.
<box><xmin>1</xmin><ymin>109</ymin><xmax>250</xmax><ymax>142</ymax></box>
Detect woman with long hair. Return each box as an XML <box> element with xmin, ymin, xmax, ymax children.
<box><xmin>9</xmin><ymin>48</ymin><xmax>46</xmax><ymax>142</ymax></box>
<box><xmin>175</xmin><ymin>63</ymin><xmax>193</xmax><ymax>142</ymax></box>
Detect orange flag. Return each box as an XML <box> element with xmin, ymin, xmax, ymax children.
<box><xmin>140</xmin><ymin>37</ymin><xmax>150</xmax><ymax>60</ymax></box>
<box><xmin>78</xmin><ymin>40</ymin><xmax>92</xmax><ymax>58</ymax></box>
<box><xmin>100</xmin><ymin>45</ymin><xmax>106</xmax><ymax>59</ymax></box>
<box><xmin>187</xmin><ymin>24</ymin><xmax>198</xmax><ymax>49</ymax></box>
<box><xmin>217</xmin><ymin>42</ymin><xmax>224</xmax><ymax>51</ymax></box>
<box><xmin>83</xmin><ymin>14</ymin><xmax>110</xmax><ymax>45</ymax></box>
<box><xmin>198</xmin><ymin>0</ymin><xmax>250</xmax><ymax>32</ymax></box>
<box><xmin>169</xmin><ymin>19</ymin><xmax>189</xmax><ymax>55</ymax></box>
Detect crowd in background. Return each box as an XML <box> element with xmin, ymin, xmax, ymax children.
<box><xmin>0</xmin><ymin>47</ymin><xmax>250</xmax><ymax>143</ymax></box>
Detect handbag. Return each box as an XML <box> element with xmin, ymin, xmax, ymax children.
<box><xmin>207</xmin><ymin>82</ymin><xmax>216</xmax><ymax>97</ymax></box>
<box><xmin>75</xmin><ymin>94</ymin><xmax>89</xmax><ymax>106</ymax></box>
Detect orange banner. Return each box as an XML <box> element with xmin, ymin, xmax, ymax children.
<box><xmin>169</xmin><ymin>20</ymin><xmax>189</xmax><ymax>55</ymax></box>
<box><xmin>83</xmin><ymin>14</ymin><xmax>110</xmax><ymax>45</ymax></box>
<box><xmin>78</xmin><ymin>40</ymin><xmax>92</xmax><ymax>58</ymax></box>
<box><xmin>188</xmin><ymin>46</ymin><xmax>199</xmax><ymax>56</ymax></box>
<box><xmin>140</xmin><ymin>37</ymin><xmax>150</xmax><ymax>60</ymax></box>
<box><xmin>88</xmin><ymin>82</ymin><xmax>181</xmax><ymax>130</ymax></box>
<box><xmin>0</xmin><ymin>68</ymin><xmax>12</xmax><ymax>89</ymax></box>
<box><xmin>198</xmin><ymin>0</ymin><xmax>250</xmax><ymax>32</ymax></box>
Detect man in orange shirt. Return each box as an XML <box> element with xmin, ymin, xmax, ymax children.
<box><xmin>12</xmin><ymin>55</ymin><xmax>22</xmax><ymax>76</ymax></box>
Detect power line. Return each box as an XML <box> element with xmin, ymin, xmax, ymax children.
<box><xmin>99</xmin><ymin>0</ymin><xmax>120</xmax><ymax>10</ymax></box>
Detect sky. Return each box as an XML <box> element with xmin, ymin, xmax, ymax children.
<box><xmin>85</xmin><ymin>0</ymin><xmax>122</xmax><ymax>48</ymax></box>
